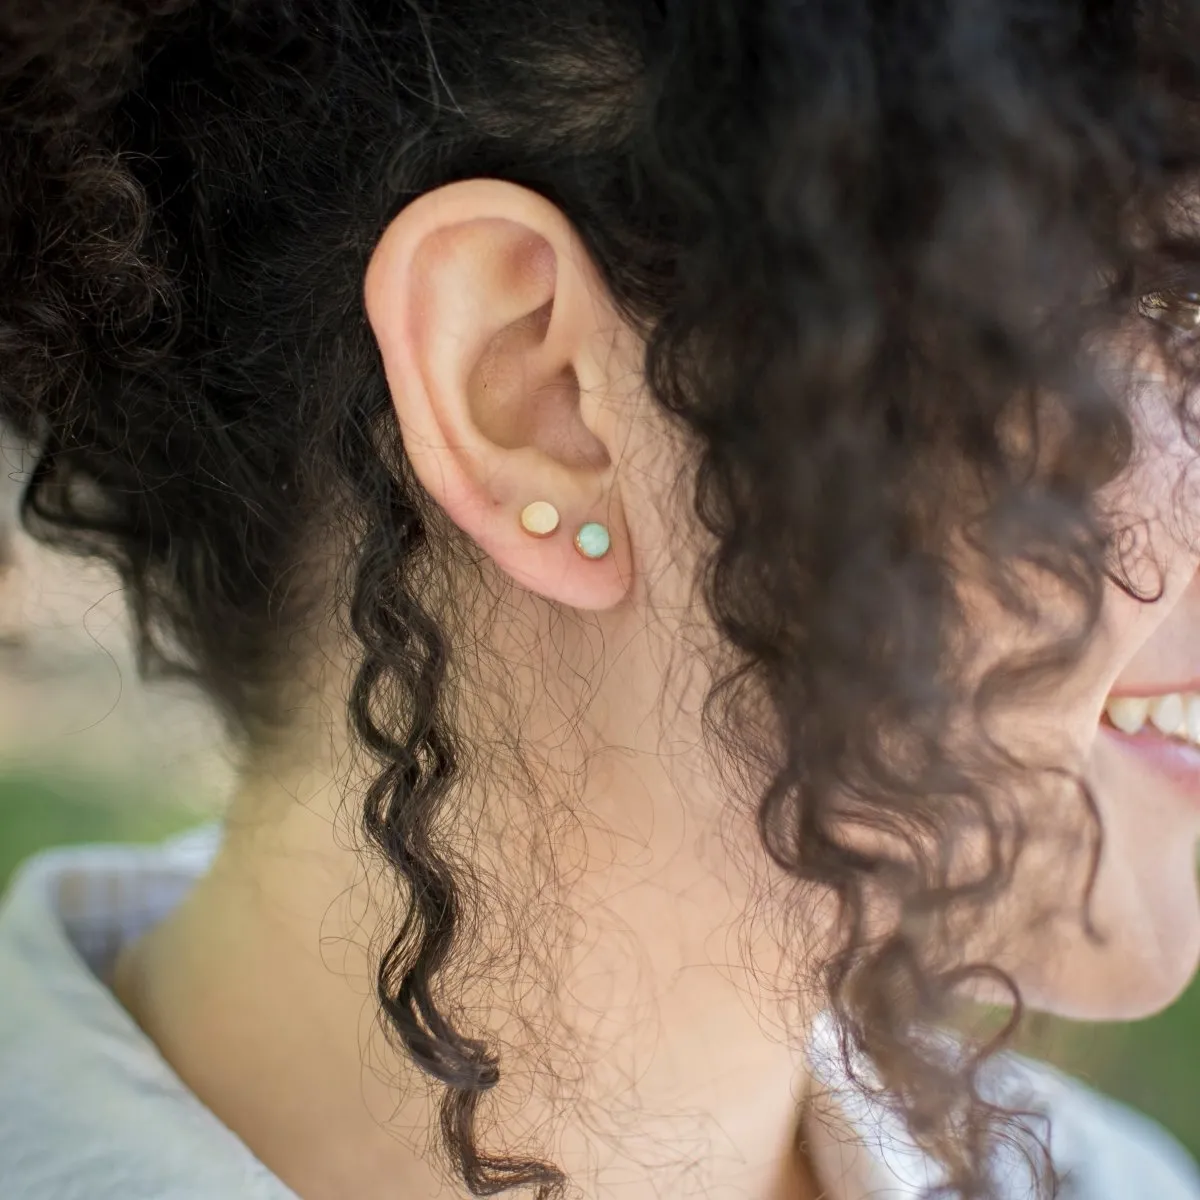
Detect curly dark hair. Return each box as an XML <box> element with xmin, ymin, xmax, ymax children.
<box><xmin>2</xmin><ymin>1</ymin><xmax>1199</xmax><ymax>1196</ymax></box>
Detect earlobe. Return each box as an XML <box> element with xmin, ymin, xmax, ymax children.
<box><xmin>363</xmin><ymin>179</ymin><xmax>633</xmax><ymax>611</ymax></box>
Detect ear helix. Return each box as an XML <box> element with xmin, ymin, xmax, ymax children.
<box><xmin>519</xmin><ymin>501</ymin><xmax>610</xmax><ymax>561</ymax></box>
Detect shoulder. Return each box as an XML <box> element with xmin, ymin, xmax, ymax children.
<box><xmin>805</xmin><ymin>1012</ymin><xmax>1200</xmax><ymax>1200</ymax></box>
<box><xmin>0</xmin><ymin>826</ymin><xmax>295</xmax><ymax>1199</ymax></box>
<box><xmin>1002</xmin><ymin>1054</ymin><xmax>1200</xmax><ymax>1199</ymax></box>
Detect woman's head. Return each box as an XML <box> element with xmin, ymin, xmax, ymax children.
<box><xmin>4</xmin><ymin>1</ymin><xmax>1200</xmax><ymax>1196</ymax></box>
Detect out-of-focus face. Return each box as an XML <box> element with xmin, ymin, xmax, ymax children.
<box><xmin>993</xmin><ymin>335</ymin><xmax>1200</xmax><ymax>1021</ymax></box>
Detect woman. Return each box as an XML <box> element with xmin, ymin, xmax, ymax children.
<box><xmin>1</xmin><ymin>1</ymin><xmax>1200</xmax><ymax>1197</ymax></box>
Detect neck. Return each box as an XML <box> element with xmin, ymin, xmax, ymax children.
<box><xmin>112</xmin><ymin>594</ymin><xmax>823</xmax><ymax>1199</ymax></box>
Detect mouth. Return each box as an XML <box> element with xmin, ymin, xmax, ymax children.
<box><xmin>1101</xmin><ymin>690</ymin><xmax>1200</xmax><ymax>803</ymax></box>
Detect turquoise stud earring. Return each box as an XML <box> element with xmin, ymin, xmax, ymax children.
<box><xmin>574</xmin><ymin>521</ymin><xmax>611</xmax><ymax>560</ymax></box>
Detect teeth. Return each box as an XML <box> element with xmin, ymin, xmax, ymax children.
<box><xmin>1107</xmin><ymin>696</ymin><xmax>1151</xmax><ymax>735</ymax></box>
<box><xmin>1151</xmin><ymin>693</ymin><xmax>1186</xmax><ymax>736</ymax></box>
<box><xmin>1104</xmin><ymin>691</ymin><xmax>1200</xmax><ymax>747</ymax></box>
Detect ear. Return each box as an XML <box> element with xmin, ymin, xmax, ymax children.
<box><xmin>363</xmin><ymin>179</ymin><xmax>639</xmax><ymax>610</ymax></box>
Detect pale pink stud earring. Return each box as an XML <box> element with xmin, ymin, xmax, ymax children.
<box><xmin>519</xmin><ymin>501</ymin><xmax>561</xmax><ymax>538</ymax></box>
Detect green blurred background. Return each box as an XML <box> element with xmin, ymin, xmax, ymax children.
<box><xmin>2</xmin><ymin>763</ymin><xmax>1198</xmax><ymax>1163</ymax></box>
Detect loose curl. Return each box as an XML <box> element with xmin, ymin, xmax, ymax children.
<box><xmin>2</xmin><ymin>2</ymin><xmax>1199</xmax><ymax>1196</ymax></box>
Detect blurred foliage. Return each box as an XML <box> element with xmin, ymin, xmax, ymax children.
<box><xmin>0</xmin><ymin>769</ymin><xmax>1197</xmax><ymax>1164</ymax></box>
<box><xmin>0</xmin><ymin>769</ymin><xmax>198</xmax><ymax>886</ymax></box>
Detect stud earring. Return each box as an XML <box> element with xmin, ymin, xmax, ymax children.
<box><xmin>519</xmin><ymin>501</ymin><xmax>561</xmax><ymax>538</ymax></box>
<box><xmin>574</xmin><ymin>521</ymin><xmax>611</xmax><ymax>560</ymax></box>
